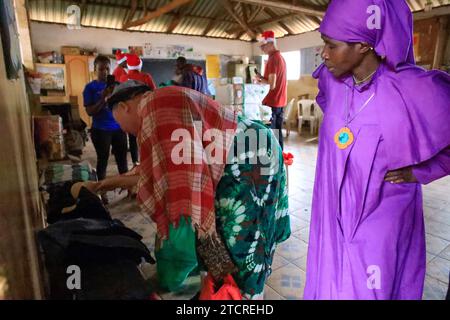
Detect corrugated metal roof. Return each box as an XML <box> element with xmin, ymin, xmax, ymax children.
<box><xmin>27</xmin><ymin>0</ymin><xmax>450</xmax><ymax>41</ymax></box>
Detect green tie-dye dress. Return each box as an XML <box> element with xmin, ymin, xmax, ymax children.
<box><xmin>215</xmin><ymin>116</ymin><xmax>291</xmax><ymax>299</ymax></box>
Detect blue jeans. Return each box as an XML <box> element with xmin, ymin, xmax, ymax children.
<box><xmin>270</xmin><ymin>107</ymin><xmax>284</xmax><ymax>150</ymax></box>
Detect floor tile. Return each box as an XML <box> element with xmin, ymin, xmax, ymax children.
<box><xmin>426</xmin><ymin>256</ymin><xmax>450</xmax><ymax>284</ymax></box>
<box><xmin>276</xmin><ymin>237</ymin><xmax>308</xmax><ymax>262</ymax></box>
<box><xmin>292</xmin><ymin>227</ymin><xmax>310</xmax><ymax>243</ymax></box>
<box><xmin>427</xmin><ymin>253</ymin><xmax>437</xmax><ymax>264</ymax></box>
<box><xmin>271</xmin><ymin>253</ymin><xmax>290</xmax><ymax>271</ymax></box>
<box><xmin>424</xmin><ymin>209</ymin><xmax>450</xmax><ymax>227</ymax></box>
<box><xmin>159</xmin><ymin>275</ymin><xmax>201</xmax><ymax>300</ymax></box>
<box><xmin>425</xmin><ymin>219</ymin><xmax>450</xmax><ymax>242</ymax></box>
<box><xmin>292</xmin><ymin>255</ymin><xmax>308</xmax><ymax>272</ymax></box>
<box><xmin>266</xmin><ymin>263</ymin><xmax>306</xmax><ymax>300</ymax></box>
<box><xmin>422</xmin><ymin>276</ymin><xmax>448</xmax><ymax>300</ymax></box>
<box><xmin>426</xmin><ymin>233</ymin><xmax>450</xmax><ymax>256</ymax></box>
<box><xmin>264</xmin><ymin>285</ymin><xmax>285</xmax><ymax>300</ymax></box>
<box><xmin>289</xmin><ymin>215</ymin><xmax>309</xmax><ymax>233</ymax></box>
<box><xmin>438</xmin><ymin>245</ymin><xmax>450</xmax><ymax>261</ymax></box>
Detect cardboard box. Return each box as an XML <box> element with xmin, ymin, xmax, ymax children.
<box><xmin>33</xmin><ymin>115</ymin><xmax>66</xmax><ymax>160</ymax></box>
<box><xmin>61</xmin><ymin>46</ymin><xmax>80</xmax><ymax>55</ymax></box>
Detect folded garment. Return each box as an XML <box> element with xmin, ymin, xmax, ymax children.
<box><xmin>44</xmin><ymin>163</ymin><xmax>96</xmax><ymax>185</ymax></box>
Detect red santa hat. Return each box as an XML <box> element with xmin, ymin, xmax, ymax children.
<box><xmin>259</xmin><ymin>30</ymin><xmax>276</xmax><ymax>44</ymax></box>
<box><xmin>115</xmin><ymin>50</ymin><xmax>127</xmax><ymax>65</ymax></box>
<box><xmin>126</xmin><ymin>54</ymin><xmax>143</xmax><ymax>71</ymax></box>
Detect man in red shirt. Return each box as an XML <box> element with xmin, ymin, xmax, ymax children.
<box><xmin>120</xmin><ymin>54</ymin><xmax>157</xmax><ymax>90</ymax></box>
<box><xmin>112</xmin><ymin>50</ymin><xmax>128</xmax><ymax>82</ymax></box>
<box><xmin>256</xmin><ymin>30</ymin><xmax>287</xmax><ymax>150</ymax></box>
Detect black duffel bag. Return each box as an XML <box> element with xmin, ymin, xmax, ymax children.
<box><xmin>38</xmin><ymin>218</ymin><xmax>155</xmax><ymax>300</ymax></box>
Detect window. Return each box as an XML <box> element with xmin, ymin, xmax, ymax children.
<box><xmin>282</xmin><ymin>51</ymin><xmax>301</xmax><ymax>80</ymax></box>
<box><xmin>261</xmin><ymin>51</ymin><xmax>301</xmax><ymax>80</ymax></box>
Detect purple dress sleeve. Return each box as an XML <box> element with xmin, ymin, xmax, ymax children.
<box><xmin>312</xmin><ymin>64</ymin><xmax>329</xmax><ymax>113</ymax></box>
<box><xmin>413</xmin><ymin>147</ymin><xmax>450</xmax><ymax>185</ymax></box>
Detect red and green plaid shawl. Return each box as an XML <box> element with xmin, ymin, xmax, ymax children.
<box><xmin>136</xmin><ymin>86</ymin><xmax>237</xmax><ymax>239</ymax></box>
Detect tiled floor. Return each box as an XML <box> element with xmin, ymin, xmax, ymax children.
<box><xmin>82</xmin><ymin>130</ymin><xmax>450</xmax><ymax>300</ymax></box>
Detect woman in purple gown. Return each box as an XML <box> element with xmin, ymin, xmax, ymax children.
<box><xmin>304</xmin><ymin>0</ymin><xmax>450</xmax><ymax>300</ymax></box>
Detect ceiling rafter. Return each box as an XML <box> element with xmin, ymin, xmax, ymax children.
<box><xmin>166</xmin><ymin>1</ymin><xmax>195</xmax><ymax>33</ymax></box>
<box><xmin>227</xmin><ymin>12</ymin><xmax>299</xmax><ymax>34</ymax></box>
<box><xmin>123</xmin><ymin>0</ymin><xmax>138</xmax><ymax>26</ymax></box>
<box><xmin>248</xmin><ymin>5</ymin><xmax>264</xmax><ymax>22</ymax></box>
<box><xmin>122</xmin><ymin>0</ymin><xmax>193</xmax><ymax>29</ymax></box>
<box><xmin>219</xmin><ymin>0</ymin><xmax>257</xmax><ymax>40</ymax></box>
<box><xmin>142</xmin><ymin>0</ymin><xmax>148</xmax><ymax>16</ymax></box>
<box><xmin>264</xmin><ymin>7</ymin><xmax>295</xmax><ymax>35</ymax></box>
<box><xmin>64</xmin><ymin>0</ymin><xmax>238</xmax><ymax>26</ymax></box>
<box><xmin>233</xmin><ymin>0</ymin><xmax>326</xmax><ymax>17</ymax></box>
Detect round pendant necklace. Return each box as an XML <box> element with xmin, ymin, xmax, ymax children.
<box><xmin>334</xmin><ymin>86</ymin><xmax>376</xmax><ymax>150</ymax></box>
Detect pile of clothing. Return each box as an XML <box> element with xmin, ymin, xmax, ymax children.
<box><xmin>38</xmin><ymin>182</ymin><xmax>155</xmax><ymax>300</ymax></box>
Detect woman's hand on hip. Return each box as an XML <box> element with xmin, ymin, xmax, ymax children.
<box><xmin>384</xmin><ymin>166</ymin><xmax>418</xmax><ymax>184</ymax></box>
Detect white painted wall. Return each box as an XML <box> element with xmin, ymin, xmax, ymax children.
<box><xmin>252</xmin><ymin>30</ymin><xmax>323</xmax><ymax>55</ymax></box>
<box><xmin>30</xmin><ymin>22</ymin><xmax>253</xmax><ymax>58</ymax></box>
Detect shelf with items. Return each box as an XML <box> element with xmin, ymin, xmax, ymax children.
<box><xmin>35</xmin><ymin>63</ymin><xmax>70</xmax><ymax>104</ymax></box>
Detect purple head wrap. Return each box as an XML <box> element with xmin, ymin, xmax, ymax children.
<box><xmin>320</xmin><ymin>0</ymin><xmax>415</xmax><ymax>70</ymax></box>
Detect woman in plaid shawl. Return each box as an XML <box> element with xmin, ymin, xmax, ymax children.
<box><xmin>96</xmin><ymin>81</ymin><xmax>291</xmax><ymax>299</ymax></box>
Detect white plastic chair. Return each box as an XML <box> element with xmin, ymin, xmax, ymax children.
<box><xmin>298</xmin><ymin>99</ymin><xmax>319</xmax><ymax>135</ymax></box>
<box><xmin>313</xmin><ymin>102</ymin><xmax>324</xmax><ymax>135</ymax></box>
<box><xmin>283</xmin><ymin>98</ymin><xmax>296</xmax><ymax>137</ymax></box>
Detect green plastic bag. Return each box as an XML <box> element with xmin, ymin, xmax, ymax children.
<box><xmin>155</xmin><ymin>217</ymin><xmax>198</xmax><ymax>292</ymax></box>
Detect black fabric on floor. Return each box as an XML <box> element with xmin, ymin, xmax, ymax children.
<box><xmin>38</xmin><ymin>218</ymin><xmax>155</xmax><ymax>299</ymax></box>
<box><xmin>46</xmin><ymin>182</ymin><xmax>111</xmax><ymax>224</ymax></box>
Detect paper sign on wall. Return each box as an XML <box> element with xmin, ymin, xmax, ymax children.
<box><xmin>206</xmin><ymin>55</ymin><xmax>220</xmax><ymax>79</ymax></box>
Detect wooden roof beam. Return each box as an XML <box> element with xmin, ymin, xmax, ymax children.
<box><xmin>123</xmin><ymin>0</ymin><xmax>193</xmax><ymax>29</ymax></box>
<box><xmin>202</xmin><ymin>6</ymin><xmax>229</xmax><ymax>36</ymax></box>
<box><xmin>242</xmin><ymin>3</ymin><xmax>250</xmax><ymax>22</ymax></box>
<box><xmin>166</xmin><ymin>1</ymin><xmax>194</xmax><ymax>33</ymax></box>
<box><xmin>123</xmin><ymin>0</ymin><xmax>138</xmax><ymax>26</ymax></box>
<box><xmin>234</xmin><ymin>0</ymin><xmax>326</xmax><ymax>17</ymax></box>
<box><xmin>50</xmin><ymin>0</ymin><xmax>237</xmax><ymax>26</ymax></box>
<box><xmin>227</xmin><ymin>13</ymin><xmax>298</xmax><ymax>34</ymax></box>
<box><xmin>248</xmin><ymin>5</ymin><xmax>264</xmax><ymax>22</ymax></box>
<box><xmin>220</xmin><ymin>0</ymin><xmax>256</xmax><ymax>40</ymax></box>
<box><xmin>264</xmin><ymin>7</ymin><xmax>295</xmax><ymax>35</ymax></box>
<box><xmin>142</xmin><ymin>0</ymin><xmax>148</xmax><ymax>16</ymax></box>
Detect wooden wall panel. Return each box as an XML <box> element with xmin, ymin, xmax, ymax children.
<box><xmin>414</xmin><ymin>17</ymin><xmax>440</xmax><ymax>67</ymax></box>
<box><xmin>0</xmin><ymin>34</ymin><xmax>45</xmax><ymax>299</ymax></box>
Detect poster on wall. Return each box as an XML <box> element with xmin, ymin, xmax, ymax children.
<box><xmin>152</xmin><ymin>47</ymin><xmax>168</xmax><ymax>59</ymax></box>
<box><xmin>112</xmin><ymin>48</ymin><xmax>128</xmax><ymax>55</ymax></box>
<box><xmin>143</xmin><ymin>43</ymin><xmax>152</xmax><ymax>58</ymax></box>
<box><xmin>36</xmin><ymin>65</ymin><xmax>65</xmax><ymax>90</ymax></box>
<box><xmin>301</xmin><ymin>46</ymin><xmax>324</xmax><ymax>75</ymax></box>
<box><xmin>167</xmin><ymin>45</ymin><xmax>194</xmax><ymax>59</ymax></box>
<box><xmin>184</xmin><ymin>46</ymin><xmax>195</xmax><ymax>59</ymax></box>
<box><xmin>139</xmin><ymin>44</ymin><xmax>202</xmax><ymax>60</ymax></box>
<box><xmin>0</xmin><ymin>0</ymin><xmax>22</xmax><ymax>79</ymax></box>
<box><xmin>129</xmin><ymin>46</ymin><xmax>144</xmax><ymax>57</ymax></box>
<box><xmin>206</xmin><ymin>55</ymin><xmax>220</xmax><ymax>79</ymax></box>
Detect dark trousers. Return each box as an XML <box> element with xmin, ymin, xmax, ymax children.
<box><xmin>91</xmin><ymin>128</ymin><xmax>128</xmax><ymax>180</ymax></box>
<box><xmin>270</xmin><ymin>106</ymin><xmax>284</xmax><ymax>150</ymax></box>
<box><xmin>128</xmin><ymin>134</ymin><xmax>139</xmax><ymax>164</ymax></box>
<box><xmin>447</xmin><ymin>272</ymin><xmax>450</xmax><ymax>300</ymax></box>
